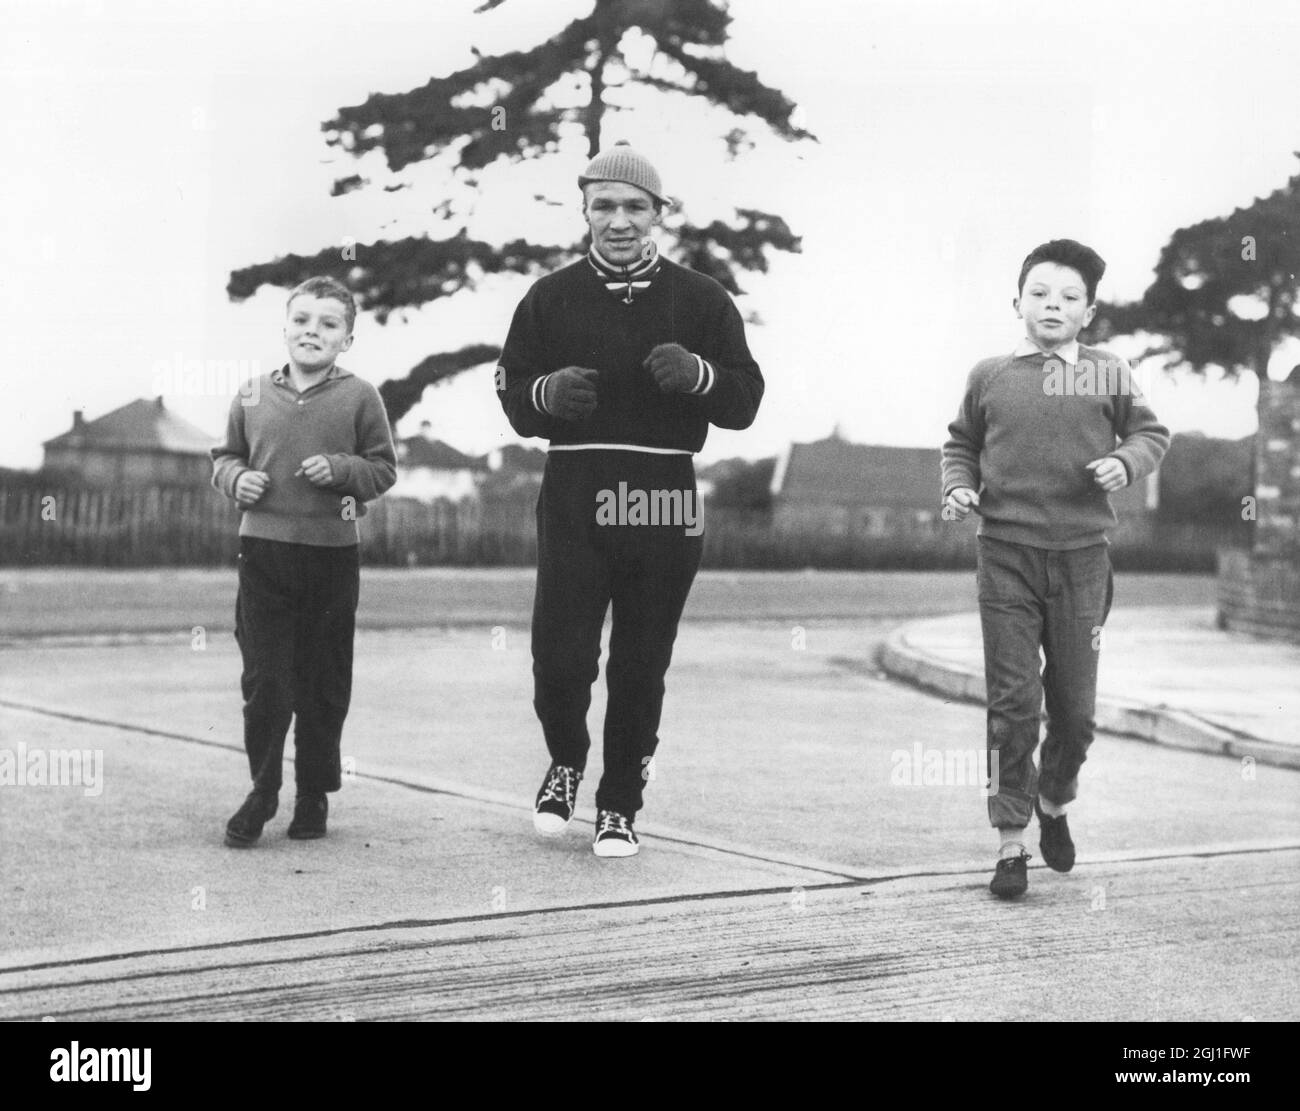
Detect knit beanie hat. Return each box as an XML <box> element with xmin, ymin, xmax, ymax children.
<box><xmin>578</xmin><ymin>142</ymin><xmax>670</xmax><ymax>206</ymax></box>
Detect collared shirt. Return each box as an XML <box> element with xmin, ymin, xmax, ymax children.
<box><xmin>1013</xmin><ymin>338</ymin><xmax>1080</xmax><ymax>364</ymax></box>
<box><xmin>587</xmin><ymin>243</ymin><xmax>662</xmax><ymax>304</ymax></box>
<box><xmin>271</xmin><ymin>362</ymin><xmax>345</xmax><ymax>391</ymax></box>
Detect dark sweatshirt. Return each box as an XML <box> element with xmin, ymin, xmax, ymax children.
<box><xmin>942</xmin><ymin>344</ymin><xmax>1171</xmax><ymax>549</ymax></box>
<box><xmin>211</xmin><ymin>364</ymin><xmax>396</xmax><ymax>546</ymax></box>
<box><xmin>497</xmin><ymin>256</ymin><xmax>763</xmax><ymax>451</ymax></box>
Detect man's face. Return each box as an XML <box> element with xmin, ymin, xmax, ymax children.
<box><xmin>284</xmin><ymin>294</ymin><xmax>353</xmax><ymax>373</ymax></box>
<box><xmin>583</xmin><ymin>181</ymin><xmax>659</xmax><ymax>266</ymax></box>
<box><xmin>1014</xmin><ymin>262</ymin><xmax>1096</xmax><ymax>352</ymax></box>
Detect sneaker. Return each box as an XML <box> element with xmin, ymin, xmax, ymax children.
<box><xmin>989</xmin><ymin>850</ymin><xmax>1030</xmax><ymax>899</ymax></box>
<box><xmin>533</xmin><ymin>763</ymin><xmax>583</xmax><ymax>835</ymax></box>
<box><xmin>224</xmin><ymin>790</ymin><xmax>278</xmax><ymax>848</ymax></box>
<box><xmin>1036</xmin><ymin>798</ymin><xmax>1076</xmax><ymax>872</ymax></box>
<box><xmin>593</xmin><ymin>809</ymin><xmax>639</xmax><ymax>858</ymax></box>
<box><xmin>287</xmin><ymin>793</ymin><xmax>328</xmax><ymax>840</ymax></box>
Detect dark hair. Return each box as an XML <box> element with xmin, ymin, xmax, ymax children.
<box><xmin>1017</xmin><ymin>239</ymin><xmax>1106</xmax><ymax>304</ymax></box>
<box><xmin>287</xmin><ymin>276</ymin><xmax>357</xmax><ymax>333</ymax></box>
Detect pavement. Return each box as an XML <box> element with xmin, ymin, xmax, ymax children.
<box><xmin>0</xmin><ymin>570</ymin><xmax>1296</xmax><ymax>1023</ymax></box>
<box><xmin>880</xmin><ymin>606</ymin><xmax>1300</xmax><ymax>769</ymax></box>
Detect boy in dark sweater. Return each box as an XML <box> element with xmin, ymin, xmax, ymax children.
<box><xmin>942</xmin><ymin>239</ymin><xmax>1169</xmax><ymax>898</ymax></box>
<box><xmin>497</xmin><ymin>143</ymin><xmax>763</xmax><ymax>857</ymax></box>
<box><xmin>212</xmin><ymin>276</ymin><xmax>396</xmax><ymax>847</ymax></box>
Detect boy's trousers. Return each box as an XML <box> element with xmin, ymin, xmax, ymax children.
<box><xmin>977</xmin><ymin>536</ymin><xmax>1113</xmax><ymax>829</ymax></box>
<box><xmin>235</xmin><ymin>536</ymin><xmax>360</xmax><ymax>797</ymax></box>
<box><xmin>532</xmin><ymin>450</ymin><xmax>704</xmax><ymax>818</ymax></box>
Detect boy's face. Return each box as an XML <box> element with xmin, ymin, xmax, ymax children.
<box><xmin>583</xmin><ymin>181</ymin><xmax>659</xmax><ymax>266</ymax></box>
<box><xmin>1014</xmin><ymin>262</ymin><xmax>1096</xmax><ymax>352</ymax></box>
<box><xmin>284</xmin><ymin>294</ymin><xmax>353</xmax><ymax>372</ymax></box>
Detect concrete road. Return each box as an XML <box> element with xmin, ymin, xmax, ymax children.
<box><xmin>0</xmin><ymin>571</ymin><xmax>1295</xmax><ymax>1021</ymax></box>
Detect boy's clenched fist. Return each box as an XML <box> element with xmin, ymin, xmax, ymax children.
<box><xmin>234</xmin><ymin>470</ymin><xmax>270</xmax><ymax>507</ymax></box>
<box><xmin>297</xmin><ymin>455</ymin><xmax>335</xmax><ymax>487</ymax></box>
<box><xmin>1085</xmin><ymin>456</ymin><xmax>1128</xmax><ymax>492</ymax></box>
<box><xmin>943</xmin><ymin>487</ymin><xmax>980</xmax><ymax>521</ymax></box>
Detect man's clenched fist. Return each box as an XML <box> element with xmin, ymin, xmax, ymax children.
<box><xmin>544</xmin><ymin>366</ymin><xmax>599</xmax><ymax>421</ymax></box>
<box><xmin>643</xmin><ymin>343</ymin><xmax>698</xmax><ymax>393</ymax></box>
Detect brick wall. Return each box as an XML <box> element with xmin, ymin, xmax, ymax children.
<box><xmin>1218</xmin><ymin>375</ymin><xmax>1300</xmax><ymax>643</ymax></box>
<box><xmin>1254</xmin><ymin>376</ymin><xmax>1300</xmax><ymax>559</ymax></box>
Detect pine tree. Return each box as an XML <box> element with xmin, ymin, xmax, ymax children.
<box><xmin>227</xmin><ymin>0</ymin><xmax>815</xmax><ymax>422</ymax></box>
<box><xmin>1089</xmin><ymin>156</ymin><xmax>1300</xmax><ymax>381</ymax></box>
<box><xmin>1086</xmin><ymin>158</ymin><xmax>1300</xmax><ymax>501</ymax></box>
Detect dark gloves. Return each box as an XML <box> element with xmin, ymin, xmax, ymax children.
<box><xmin>643</xmin><ymin>343</ymin><xmax>699</xmax><ymax>393</ymax></box>
<box><xmin>542</xmin><ymin>366</ymin><xmax>600</xmax><ymax>421</ymax></box>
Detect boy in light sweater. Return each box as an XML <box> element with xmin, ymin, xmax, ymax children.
<box><xmin>212</xmin><ymin>277</ymin><xmax>396</xmax><ymax>847</ymax></box>
<box><xmin>942</xmin><ymin>239</ymin><xmax>1169</xmax><ymax>898</ymax></box>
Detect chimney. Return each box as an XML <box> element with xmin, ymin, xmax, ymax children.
<box><xmin>72</xmin><ymin>410</ymin><xmax>84</xmax><ymax>430</ymax></box>
<box><xmin>419</xmin><ymin>420</ymin><xmax>434</xmax><ymax>440</ymax></box>
<box><xmin>155</xmin><ymin>395</ymin><xmax>166</xmax><ymax>410</ymax></box>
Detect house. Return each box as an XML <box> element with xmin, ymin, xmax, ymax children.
<box><xmin>392</xmin><ymin>427</ymin><xmax>550</xmax><ymax>505</ymax></box>
<box><xmin>391</xmin><ymin>424</ymin><xmax>491</xmax><ymax>502</ymax></box>
<box><xmin>694</xmin><ymin>457</ymin><xmax>753</xmax><ymax>503</ymax></box>
<box><xmin>476</xmin><ymin>443</ymin><xmax>545</xmax><ymax>501</ymax></box>
<box><xmin>41</xmin><ymin>397</ymin><xmax>215</xmax><ymax>486</ymax></box>
<box><xmin>485</xmin><ymin>443</ymin><xmax>547</xmax><ymax>479</ymax></box>
<box><xmin>770</xmin><ymin>432</ymin><xmax>942</xmax><ymax>536</ymax></box>
<box><xmin>770</xmin><ymin>429</ymin><xmax>1159</xmax><ymax>539</ymax></box>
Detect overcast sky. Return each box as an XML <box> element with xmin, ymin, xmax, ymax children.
<box><xmin>4</xmin><ymin>0</ymin><xmax>1299</xmax><ymax>469</ymax></box>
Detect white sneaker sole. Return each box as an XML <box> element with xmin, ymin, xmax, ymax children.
<box><xmin>593</xmin><ymin>837</ymin><xmax>639</xmax><ymax>858</ymax></box>
<box><xmin>533</xmin><ymin>810</ymin><xmax>570</xmax><ymax>836</ymax></box>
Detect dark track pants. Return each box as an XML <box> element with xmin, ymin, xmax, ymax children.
<box><xmin>977</xmin><ymin>536</ymin><xmax>1113</xmax><ymax>829</ymax></box>
<box><xmin>234</xmin><ymin>536</ymin><xmax>359</xmax><ymax>796</ymax></box>
<box><xmin>532</xmin><ymin>451</ymin><xmax>704</xmax><ymax>818</ymax></box>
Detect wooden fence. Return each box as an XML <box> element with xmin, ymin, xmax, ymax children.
<box><xmin>0</xmin><ymin>481</ymin><xmax>241</xmax><ymax>566</ymax></box>
<box><xmin>0</xmin><ymin>480</ymin><xmax>538</xmax><ymax>567</ymax></box>
<box><xmin>0</xmin><ymin>478</ymin><xmax>1245</xmax><ymax>570</ymax></box>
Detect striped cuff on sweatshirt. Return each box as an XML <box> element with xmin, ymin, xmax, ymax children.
<box><xmin>532</xmin><ymin>374</ymin><xmax>552</xmax><ymax>415</ymax></box>
<box><xmin>689</xmin><ymin>353</ymin><xmax>716</xmax><ymax>396</ymax></box>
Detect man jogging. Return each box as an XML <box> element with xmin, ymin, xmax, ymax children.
<box><xmin>496</xmin><ymin>142</ymin><xmax>764</xmax><ymax>857</ymax></box>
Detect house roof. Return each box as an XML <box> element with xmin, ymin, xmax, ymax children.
<box><xmin>398</xmin><ymin>436</ymin><xmax>490</xmax><ymax>471</ymax></box>
<box><xmin>492</xmin><ymin>443</ymin><xmax>547</xmax><ymax>474</ymax></box>
<box><xmin>43</xmin><ymin>397</ymin><xmax>215</xmax><ymax>455</ymax></box>
<box><xmin>397</xmin><ymin>439</ymin><xmax>549</xmax><ymax>475</ymax></box>
<box><xmin>773</xmin><ymin>435</ymin><xmax>941</xmax><ymax>509</ymax></box>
